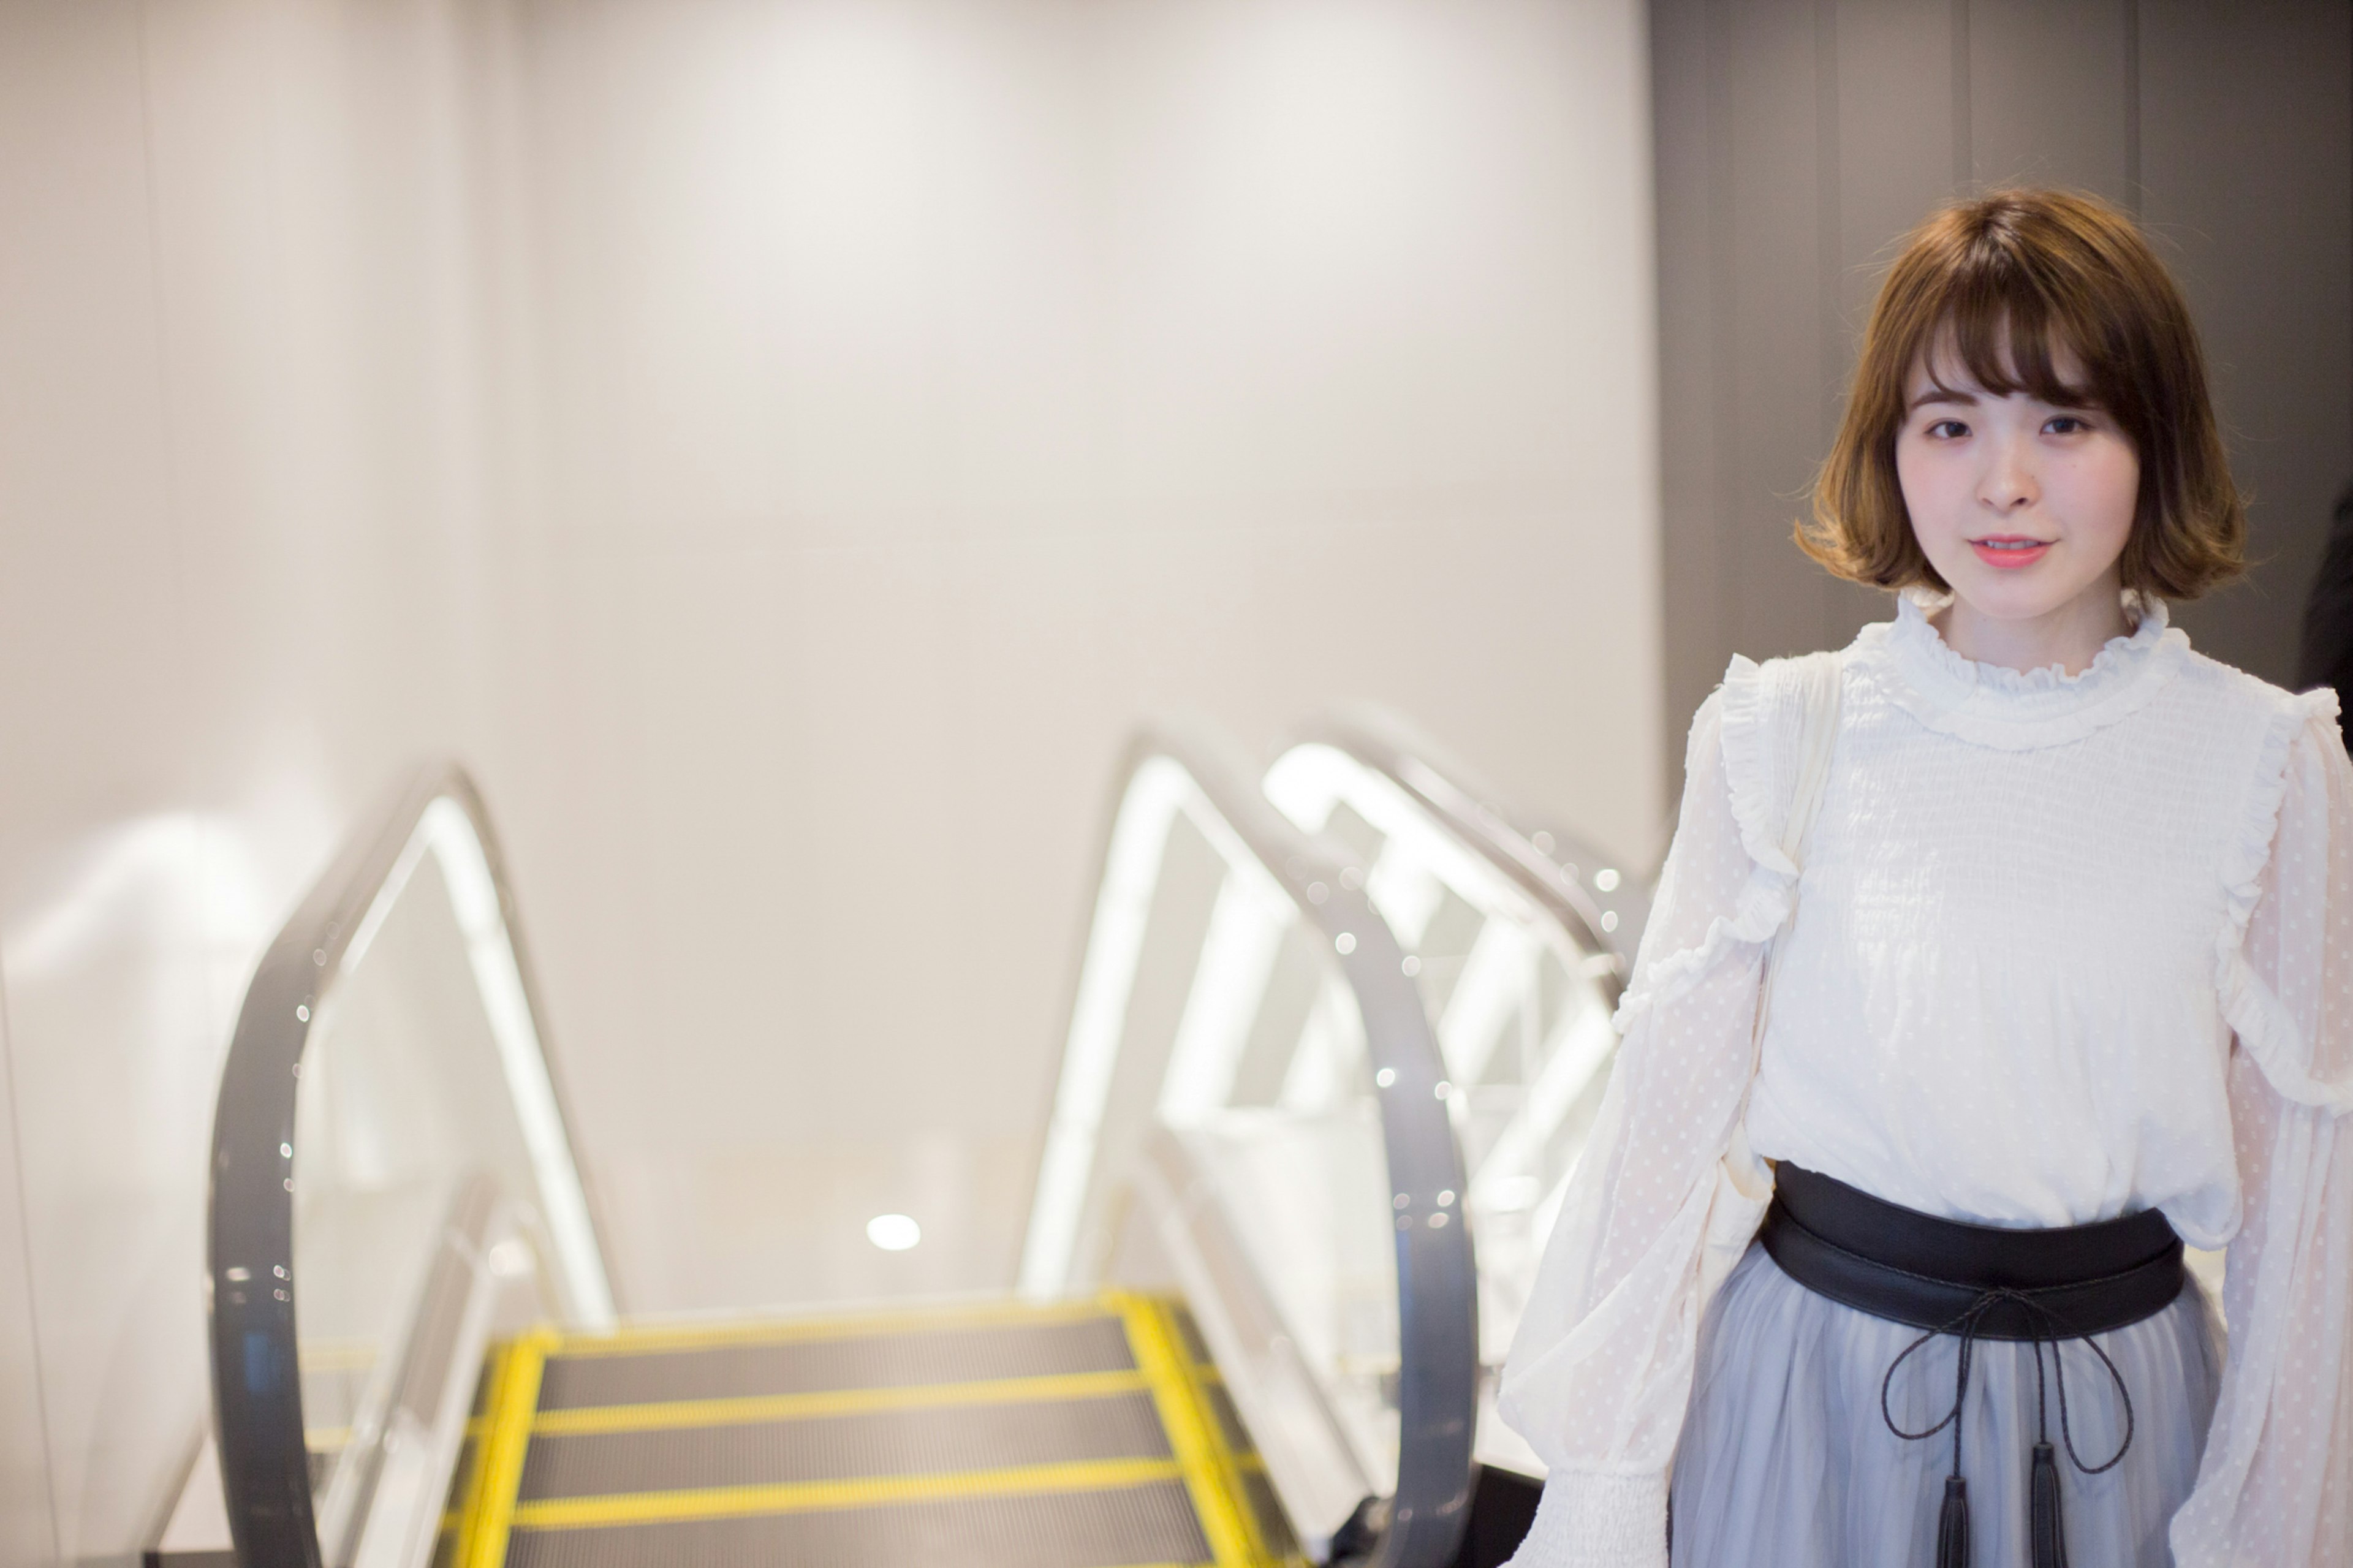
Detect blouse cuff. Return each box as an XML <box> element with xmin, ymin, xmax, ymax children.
<box><xmin>1507</xmin><ymin>1471</ymin><xmax>1669</xmax><ymax>1568</ymax></box>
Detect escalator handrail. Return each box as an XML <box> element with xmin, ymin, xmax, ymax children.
<box><xmin>1034</xmin><ymin>718</ymin><xmax>1478</xmax><ymax>1568</ymax></box>
<box><xmin>204</xmin><ymin>760</ymin><xmax>612</xmax><ymax>1568</ymax></box>
<box><xmin>1289</xmin><ymin>706</ymin><xmax>1631</xmax><ymax>991</ymax></box>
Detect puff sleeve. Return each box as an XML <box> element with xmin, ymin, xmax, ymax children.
<box><xmin>1496</xmin><ymin>680</ymin><xmax>1785</xmax><ymax>1566</ymax></box>
<box><xmin>2172</xmin><ymin>696</ymin><xmax>2353</xmax><ymax>1564</ymax></box>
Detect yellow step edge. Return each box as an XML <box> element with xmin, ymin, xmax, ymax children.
<box><xmin>453</xmin><ymin>1294</ymin><xmax>1290</xmax><ymax>1563</ymax></box>
<box><xmin>455</xmin><ymin>1327</ymin><xmax>555</xmax><ymax>1568</ymax></box>
<box><xmin>534</xmin><ymin>1366</ymin><xmax>1151</xmax><ymax>1436</ymax></box>
<box><xmin>435</xmin><ymin>1346</ymin><xmax>503</xmax><ymax>1535</ymax></box>
<box><xmin>1110</xmin><ymin>1292</ymin><xmax>1275</xmax><ymax>1568</ymax></box>
<box><xmin>547</xmin><ymin>1297</ymin><xmax>1116</xmax><ymax>1358</ymax></box>
<box><xmin>510</xmin><ymin>1455</ymin><xmax>1186</xmax><ymax>1531</ymax></box>
<box><xmin>436</xmin><ymin>1344</ymin><xmax>506</xmax><ymax>1543</ymax></box>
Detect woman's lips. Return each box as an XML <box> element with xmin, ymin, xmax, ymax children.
<box><xmin>1971</xmin><ymin>536</ymin><xmax>2051</xmax><ymax>569</ymax></box>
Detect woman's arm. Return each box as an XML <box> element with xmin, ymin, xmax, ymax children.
<box><xmin>2173</xmin><ymin>700</ymin><xmax>2353</xmax><ymax>1566</ymax></box>
<box><xmin>1498</xmin><ymin>681</ymin><xmax>1788</xmax><ymax>1567</ymax></box>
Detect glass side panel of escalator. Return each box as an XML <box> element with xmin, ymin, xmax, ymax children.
<box><xmin>1018</xmin><ymin>738</ymin><xmax>1475</xmax><ymax>1559</ymax></box>
<box><xmin>233</xmin><ymin>782</ymin><xmax>613</xmax><ymax>1568</ymax></box>
<box><xmin>1264</xmin><ymin>730</ymin><xmax>1645</xmax><ymax>1480</ymax></box>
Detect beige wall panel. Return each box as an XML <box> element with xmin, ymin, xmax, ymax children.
<box><xmin>0</xmin><ymin>1009</ymin><xmax>53</xmax><ymax>1566</ymax></box>
<box><xmin>1965</xmin><ymin>0</ymin><xmax>2134</xmax><ymax>198</ymax></box>
<box><xmin>1833</xmin><ymin>0</ymin><xmax>1958</xmax><ymax>321</ymax></box>
<box><xmin>0</xmin><ymin>0</ymin><xmax>526</xmax><ymax>1555</ymax></box>
<box><xmin>2142</xmin><ymin>0</ymin><xmax>2353</xmax><ymax>682</ymax></box>
<box><xmin>0</xmin><ymin>6</ymin><xmax>219</xmax><ymax>1558</ymax></box>
<box><xmin>1716</xmin><ymin>0</ymin><xmax>1842</xmax><ymax>668</ymax></box>
<box><xmin>0</xmin><ymin>1002</ymin><xmax>52</xmax><ymax>1563</ymax></box>
<box><xmin>501</xmin><ymin>0</ymin><xmax>1663</xmax><ymax>1311</ymax></box>
<box><xmin>1651</xmin><ymin>0</ymin><xmax>1721</xmax><ymax>763</ymax></box>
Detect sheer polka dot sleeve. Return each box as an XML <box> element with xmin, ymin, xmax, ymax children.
<box><xmin>2172</xmin><ymin>701</ymin><xmax>2353</xmax><ymax>1566</ymax></box>
<box><xmin>1497</xmin><ymin>689</ymin><xmax>1779</xmax><ymax>1568</ymax></box>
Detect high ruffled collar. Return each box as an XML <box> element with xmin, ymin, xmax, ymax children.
<box><xmin>1852</xmin><ymin>588</ymin><xmax>2190</xmax><ymax>751</ymax></box>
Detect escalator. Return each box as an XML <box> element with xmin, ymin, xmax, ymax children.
<box><xmin>186</xmin><ymin>716</ymin><xmax>1640</xmax><ymax>1568</ymax></box>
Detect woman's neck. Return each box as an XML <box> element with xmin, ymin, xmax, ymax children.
<box><xmin>1930</xmin><ymin>577</ymin><xmax>2134</xmax><ymax>676</ymax></box>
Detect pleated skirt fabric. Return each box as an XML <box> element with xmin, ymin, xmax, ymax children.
<box><xmin>1668</xmin><ymin>1241</ymin><xmax>2221</xmax><ymax>1568</ymax></box>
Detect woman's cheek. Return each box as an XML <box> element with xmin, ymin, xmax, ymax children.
<box><xmin>1899</xmin><ymin>456</ymin><xmax>1965</xmax><ymax>561</ymax></box>
<box><xmin>2084</xmin><ymin>444</ymin><xmax>2140</xmax><ymax>553</ymax></box>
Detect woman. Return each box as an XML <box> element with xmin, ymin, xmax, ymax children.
<box><xmin>1499</xmin><ymin>190</ymin><xmax>2353</xmax><ymax>1566</ymax></box>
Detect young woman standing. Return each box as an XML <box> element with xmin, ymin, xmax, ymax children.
<box><xmin>1499</xmin><ymin>190</ymin><xmax>2353</xmax><ymax>1567</ymax></box>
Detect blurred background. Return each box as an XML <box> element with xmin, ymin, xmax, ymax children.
<box><xmin>0</xmin><ymin>1</ymin><xmax>2342</xmax><ymax>1561</ymax></box>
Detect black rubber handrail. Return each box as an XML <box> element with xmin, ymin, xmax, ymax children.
<box><xmin>205</xmin><ymin>761</ymin><xmax>608</xmax><ymax>1568</ymax></box>
<box><xmin>1044</xmin><ymin>719</ymin><xmax>1479</xmax><ymax>1568</ymax></box>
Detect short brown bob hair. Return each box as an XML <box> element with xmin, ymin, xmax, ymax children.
<box><xmin>1802</xmin><ymin>188</ymin><xmax>2244</xmax><ymax>598</ymax></box>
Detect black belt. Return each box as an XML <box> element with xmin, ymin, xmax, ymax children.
<box><xmin>1759</xmin><ymin>1164</ymin><xmax>2186</xmax><ymax>1568</ymax></box>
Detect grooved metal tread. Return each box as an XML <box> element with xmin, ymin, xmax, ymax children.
<box><xmin>537</xmin><ymin>1314</ymin><xmax>1140</xmax><ymax>1409</ymax></box>
<box><xmin>502</xmin><ymin>1480</ymin><xmax>1210</xmax><ymax>1568</ymax></box>
<box><xmin>435</xmin><ymin>1292</ymin><xmax>1304</xmax><ymax>1568</ymax></box>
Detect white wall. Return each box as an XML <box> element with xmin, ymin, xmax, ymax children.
<box><xmin>507</xmin><ymin>0</ymin><xmax>1660</xmax><ymax>1312</ymax></box>
<box><xmin>0</xmin><ymin>3</ymin><xmax>533</xmax><ymax>1558</ymax></box>
<box><xmin>0</xmin><ymin>0</ymin><xmax>1655</xmax><ymax>1558</ymax></box>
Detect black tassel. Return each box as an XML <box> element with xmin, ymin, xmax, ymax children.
<box><xmin>1937</xmin><ymin>1474</ymin><xmax>1971</xmax><ymax>1568</ymax></box>
<box><xmin>2029</xmin><ymin>1440</ymin><xmax>2068</xmax><ymax>1568</ymax></box>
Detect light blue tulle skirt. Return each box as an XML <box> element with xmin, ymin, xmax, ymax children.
<box><xmin>1668</xmin><ymin>1242</ymin><xmax>2221</xmax><ymax>1568</ymax></box>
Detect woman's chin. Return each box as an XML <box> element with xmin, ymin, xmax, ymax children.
<box><xmin>1941</xmin><ymin>563</ymin><xmax>2118</xmax><ymax>627</ymax></box>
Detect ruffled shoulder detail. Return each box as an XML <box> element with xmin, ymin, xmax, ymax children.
<box><xmin>1612</xmin><ymin>651</ymin><xmax>1840</xmax><ymax>1031</ymax></box>
<box><xmin>1715</xmin><ymin>653</ymin><xmax>1796</xmax><ymax>879</ymax></box>
<box><xmin>2216</xmin><ymin>684</ymin><xmax>2353</xmax><ymax>1114</ymax></box>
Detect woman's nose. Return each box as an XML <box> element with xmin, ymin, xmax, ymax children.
<box><xmin>1978</xmin><ymin>439</ymin><xmax>2038</xmax><ymax>512</ymax></box>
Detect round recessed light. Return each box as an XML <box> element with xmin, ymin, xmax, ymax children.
<box><xmin>867</xmin><ymin>1213</ymin><xmax>922</xmax><ymax>1252</ymax></box>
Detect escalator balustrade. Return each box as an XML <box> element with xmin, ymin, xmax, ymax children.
<box><xmin>191</xmin><ymin>720</ymin><xmax>1638</xmax><ymax>1568</ymax></box>
<box><xmin>1264</xmin><ymin>710</ymin><xmax>1643</xmax><ymax>1487</ymax></box>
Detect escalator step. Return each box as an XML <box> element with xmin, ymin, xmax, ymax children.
<box><xmin>537</xmin><ymin>1311</ymin><xmax>1137</xmax><ymax>1410</ymax></box>
<box><xmin>441</xmin><ymin>1294</ymin><xmax>1300</xmax><ymax>1568</ymax></box>
<box><xmin>517</xmin><ymin>1389</ymin><xmax>1173</xmax><ymax>1498</ymax></box>
<box><xmin>502</xmin><ymin>1477</ymin><xmax>1212</xmax><ymax>1568</ymax></box>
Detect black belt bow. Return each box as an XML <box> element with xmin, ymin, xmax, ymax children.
<box><xmin>1758</xmin><ymin>1164</ymin><xmax>2186</xmax><ymax>1568</ymax></box>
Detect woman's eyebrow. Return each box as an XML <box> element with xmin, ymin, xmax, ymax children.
<box><xmin>1909</xmin><ymin>385</ymin><xmax>1977</xmax><ymax>411</ymax></box>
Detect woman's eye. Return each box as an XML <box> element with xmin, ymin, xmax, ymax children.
<box><xmin>2045</xmin><ymin>414</ymin><xmax>2090</xmax><ymax>434</ymax></box>
<box><xmin>1925</xmin><ymin>419</ymin><xmax>1968</xmax><ymax>439</ymax></box>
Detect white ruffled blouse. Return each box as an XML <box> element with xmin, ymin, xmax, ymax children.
<box><xmin>1498</xmin><ymin>593</ymin><xmax>2353</xmax><ymax>1567</ymax></box>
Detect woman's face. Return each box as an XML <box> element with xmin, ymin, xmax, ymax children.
<box><xmin>1895</xmin><ymin>346</ymin><xmax>2139</xmax><ymax>627</ymax></box>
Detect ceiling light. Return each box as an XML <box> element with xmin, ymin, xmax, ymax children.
<box><xmin>867</xmin><ymin>1214</ymin><xmax>921</xmax><ymax>1252</ymax></box>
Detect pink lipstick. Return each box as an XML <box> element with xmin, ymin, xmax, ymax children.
<box><xmin>1971</xmin><ymin>536</ymin><xmax>2051</xmax><ymax>569</ymax></box>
